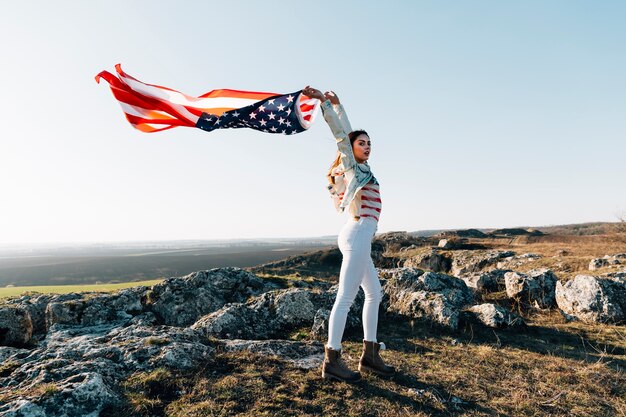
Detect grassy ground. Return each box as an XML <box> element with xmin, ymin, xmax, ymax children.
<box><xmin>105</xmin><ymin>307</ymin><xmax>626</xmax><ymax>417</ymax></box>
<box><xmin>0</xmin><ymin>279</ymin><xmax>164</xmax><ymax>299</ymax></box>
<box><xmin>394</xmin><ymin>233</ymin><xmax>626</xmax><ymax>280</ymax></box>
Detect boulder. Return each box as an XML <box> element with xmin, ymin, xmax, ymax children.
<box><xmin>3</xmin><ymin>293</ymin><xmax>84</xmax><ymax>335</ymax></box>
<box><xmin>497</xmin><ymin>253</ymin><xmax>541</xmax><ymax>269</ymax></box>
<box><xmin>45</xmin><ymin>286</ymin><xmax>146</xmax><ymax>328</ymax></box>
<box><xmin>461</xmin><ymin>269</ymin><xmax>510</xmax><ymax>293</ymax></box>
<box><xmin>403</xmin><ymin>248</ymin><xmax>451</xmax><ymax>273</ymax></box>
<box><xmin>589</xmin><ymin>258</ymin><xmax>610</xmax><ymax>270</ymax></box>
<box><xmin>504</xmin><ymin>269</ymin><xmax>557</xmax><ymax>308</ymax></box>
<box><xmin>192</xmin><ymin>287</ymin><xmax>326</xmax><ymax>340</ymax></box>
<box><xmin>589</xmin><ymin>254</ymin><xmax>625</xmax><ymax>270</ymax></box>
<box><xmin>383</xmin><ymin>268</ymin><xmax>473</xmax><ymax>330</ymax></box>
<box><xmin>0</xmin><ymin>306</ymin><xmax>33</xmax><ymax>347</ymax></box>
<box><xmin>148</xmin><ymin>267</ymin><xmax>276</xmax><ymax>326</ymax></box>
<box><xmin>556</xmin><ymin>275</ymin><xmax>626</xmax><ymax>323</ymax></box>
<box><xmin>449</xmin><ymin>250</ymin><xmax>515</xmax><ymax>277</ymax></box>
<box><xmin>466</xmin><ymin>304</ymin><xmax>525</xmax><ymax>328</ymax></box>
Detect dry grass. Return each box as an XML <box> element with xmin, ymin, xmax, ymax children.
<box><xmin>106</xmin><ymin>308</ymin><xmax>626</xmax><ymax>417</ymax></box>
<box><xmin>394</xmin><ymin>232</ymin><xmax>626</xmax><ymax>280</ymax></box>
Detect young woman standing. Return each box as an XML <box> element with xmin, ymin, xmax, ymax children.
<box><xmin>302</xmin><ymin>86</ymin><xmax>395</xmax><ymax>383</ymax></box>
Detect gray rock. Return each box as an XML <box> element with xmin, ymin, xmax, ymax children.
<box><xmin>0</xmin><ymin>306</ymin><xmax>33</xmax><ymax>347</ymax></box>
<box><xmin>44</xmin><ymin>286</ymin><xmax>146</xmax><ymax>329</ymax></box>
<box><xmin>403</xmin><ymin>248</ymin><xmax>451</xmax><ymax>272</ymax></box>
<box><xmin>383</xmin><ymin>268</ymin><xmax>473</xmax><ymax>330</ymax></box>
<box><xmin>556</xmin><ymin>275</ymin><xmax>626</xmax><ymax>323</ymax></box>
<box><xmin>0</xmin><ymin>322</ymin><xmax>214</xmax><ymax>416</ymax></box>
<box><xmin>449</xmin><ymin>250</ymin><xmax>515</xmax><ymax>277</ymax></box>
<box><xmin>589</xmin><ymin>258</ymin><xmax>610</xmax><ymax>270</ymax></box>
<box><xmin>602</xmin><ymin>270</ymin><xmax>626</xmax><ymax>281</ymax></box>
<box><xmin>192</xmin><ymin>287</ymin><xmax>326</xmax><ymax>340</ymax></box>
<box><xmin>497</xmin><ymin>253</ymin><xmax>541</xmax><ymax>269</ymax></box>
<box><xmin>2</xmin><ymin>293</ymin><xmax>83</xmax><ymax>336</ymax></box>
<box><xmin>590</xmin><ymin>254</ymin><xmax>625</xmax><ymax>270</ymax></box>
<box><xmin>466</xmin><ymin>303</ymin><xmax>525</xmax><ymax>328</ymax></box>
<box><xmin>504</xmin><ymin>269</ymin><xmax>557</xmax><ymax>308</ymax></box>
<box><xmin>149</xmin><ymin>267</ymin><xmax>277</xmax><ymax>326</ymax></box>
<box><xmin>0</xmin><ymin>372</ymin><xmax>121</xmax><ymax>417</ymax></box>
<box><xmin>461</xmin><ymin>269</ymin><xmax>510</xmax><ymax>293</ymax></box>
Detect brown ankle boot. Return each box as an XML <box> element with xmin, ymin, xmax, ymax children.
<box><xmin>321</xmin><ymin>346</ymin><xmax>361</xmax><ymax>383</ymax></box>
<box><xmin>359</xmin><ymin>340</ymin><xmax>395</xmax><ymax>377</ymax></box>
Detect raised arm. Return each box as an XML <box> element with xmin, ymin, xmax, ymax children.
<box><xmin>302</xmin><ymin>86</ymin><xmax>356</xmax><ymax>170</ymax></box>
<box><xmin>324</xmin><ymin>91</ymin><xmax>352</xmax><ymax>134</ymax></box>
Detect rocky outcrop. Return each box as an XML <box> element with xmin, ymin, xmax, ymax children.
<box><xmin>0</xmin><ymin>322</ymin><xmax>214</xmax><ymax>417</ymax></box>
<box><xmin>192</xmin><ymin>287</ymin><xmax>330</xmax><ymax>340</ymax></box>
<box><xmin>449</xmin><ymin>250</ymin><xmax>515</xmax><ymax>277</ymax></box>
<box><xmin>148</xmin><ymin>267</ymin><xmax>277</xmax><ymax>326</ymax></box>
<box><xmin>0</xmin><ymin>264</ymin><xmax>409</xmax><ymax>415</ymax></box>
<box><xmin>555</xmin><ymin>275</ymin><xmax>626</xmax><ymax>323</ymax></box>
<box><xmin>1</xmin><ymin>267</ymin><xmax>281</xmax><ymax>343</ymax></box>
<box><xmin>496</xmin><ymin>253</ymin><xmax>541</xmax><ymax>269</ymax></box>
<box><xmin>589</xmin><ymin>254</ymin><xmax>626</xmax><ymax>270</ymax></box>
<box><xmin>460</xmin><ymin>269</ymin><xmax>510</xmax><ymax>293</ymax></box>
<box><xmin>504</xmin><ymin>269</ymin><xmax>557</xmax><ymax>308</ymax></box>
<box><xmin>45</xmin><ymin>286</ymin><xmax>146</xmax><ymax>328</ymax></box>
<box><xmin>465</xmin><ymin>303</ymin><xmax>525</xmax><ymax>328</ymax></box>
<box><xmin>0</xmin><ymin>306</ymin><xmax>33</xmax><ymax>347</ymax></box>
<box><xmin>437</xmin><ymin>229</ymin><xmax>487</xmax><ymax>239</ymax></box>
<box><xmin>383</xmin><ymin>268</ymin><xmax>473</xmax><ymax>330</ymax></box>
<box><xmin>403</xmin><ymin>248</ymin><xmax>451</xmax><ymax>273</ymax></box>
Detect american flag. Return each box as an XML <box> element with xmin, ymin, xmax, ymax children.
<box><xmin>95</xmin><ymin>64</ymin><xmax>320</xmax><ymax>134</ymax></box>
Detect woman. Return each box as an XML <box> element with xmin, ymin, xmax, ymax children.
<box><xmin>302</xmin><ymin>86</ymin><xmax>395</xmax><ymax>382</ymax></box>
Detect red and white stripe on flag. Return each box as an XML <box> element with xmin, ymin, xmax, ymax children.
<box><xmin>95</xmin><ymin>64</ymin><xmax>319</xmax><ymax>133</ymax></box>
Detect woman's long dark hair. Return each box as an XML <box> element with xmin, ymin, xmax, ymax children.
<box><xmin>348</xmin><ymin>129</ymin><xmax>369</xmax><ymax>146</ymax></box>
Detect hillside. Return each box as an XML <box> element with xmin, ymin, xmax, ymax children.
<box><xmin>0</xmin><ymin>225</ymin><xmax>625</xmax><ymax>416</ymax></box>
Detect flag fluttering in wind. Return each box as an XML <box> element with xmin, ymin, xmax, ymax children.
<box><xmin>95</xmin><ymin>64</ymin><xmax>320</xmax><ymax>134</ymax></box>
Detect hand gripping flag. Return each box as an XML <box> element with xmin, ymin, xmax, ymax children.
<box><xmin>95</xmin><ymin>64</ymin><xmax>320</xmax><ymax>134</ymax></box>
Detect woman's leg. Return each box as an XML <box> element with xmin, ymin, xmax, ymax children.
<box><xmin>360</xmin><ymin>255</ymin><xmax>382</xmax><ymax>342</ymax></box>
<box><xmin>327</xmin><ymin>248</ymin><xmax>368</xmax><ymax>350</ymax></box>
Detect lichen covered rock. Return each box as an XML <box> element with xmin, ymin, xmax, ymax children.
<box><xmin>556</xmin><ymin>275</ymin><xmax>626</xmax><ymax>323</ymax></box>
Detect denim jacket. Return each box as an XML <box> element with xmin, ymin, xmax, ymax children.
<box><xmin>320</xmin><ymin>100</ymin><xmax>376</xmax><ymax>215</ymax></box>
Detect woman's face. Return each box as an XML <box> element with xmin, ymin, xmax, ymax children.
<box><xmin>352</xmin><ymin>133</ymin><xmax>371</xmax><ymax>163</ymax></box>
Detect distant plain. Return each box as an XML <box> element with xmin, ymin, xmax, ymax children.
<box><xmin>0</xmin><ymin>240</ymin><xmax>333</xmax><ymax>293</ymax></box>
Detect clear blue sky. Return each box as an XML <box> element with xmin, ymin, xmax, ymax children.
<box><xmin>1</xmin><ymin>1</ymin><xmax>625</xmax><ymax>244</ymax></box>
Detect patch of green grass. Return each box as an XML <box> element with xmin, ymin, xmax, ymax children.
<box><xmin>145</xmin><ymin>337</ymin><xmax>170</xmax><ymax>346</ymax></box>
<box><xmin>0</xmin><ymin>279</ymin><xmax>164</xmax><ymax>299</ymax></box>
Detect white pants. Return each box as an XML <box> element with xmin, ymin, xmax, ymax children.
<box><xmin>327</xmin><ymin>216</ymin><xmax>382</xmax><ymax>351</ymax></box>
